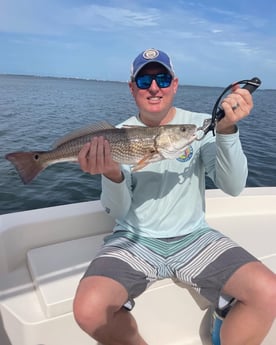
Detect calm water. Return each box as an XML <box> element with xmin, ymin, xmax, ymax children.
<box><xmin>0</xmin><ymin>75</ymin><xmax>275</xmax><ymax>214</ymax></box>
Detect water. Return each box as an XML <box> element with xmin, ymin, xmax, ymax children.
<box><xmin>0</xmin><ymin>75</ymin><xmax>275</xmax><ymax>214</ymax></box>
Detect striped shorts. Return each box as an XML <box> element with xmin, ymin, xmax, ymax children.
<box><xmin>83</xmin><ymin>227</ymin><xmax>257</xmax><ymax>309</ymax></box>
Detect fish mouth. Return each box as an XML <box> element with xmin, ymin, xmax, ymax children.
<box><xmin>174</xmin><ymin>134</ymin><xmax>197</xmax><ymax>150</ymax></box>
<box><xmin>163</xmin><ymin>132</ymin><xmax>198</xmax><ymax>155</ymax></box>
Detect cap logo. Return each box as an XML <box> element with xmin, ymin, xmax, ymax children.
<box><xmin>143</xmin><ymin>48</ymin><xmax>159</xmax><ymax>60</ymax></box>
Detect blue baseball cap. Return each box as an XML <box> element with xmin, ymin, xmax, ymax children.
<box><xmin>131</xmin><ymin>48</ymin><xmax>175</xmax><ymax>78</ymax></box>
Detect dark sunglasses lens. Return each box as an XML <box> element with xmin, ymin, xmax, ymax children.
<box><xmin>156</xmin><ymin>74</ymin><xmax>172</xmax><ymax>88</ymax></box>
<box><xmin>135</xmin><ymin>74</ymin><xmax>172</xmax><ymax>89</ymax></box>
<box><xmin>136</xmin><ymin>75</ymin><xmax>152</xmax><ymax>89</ymax></box>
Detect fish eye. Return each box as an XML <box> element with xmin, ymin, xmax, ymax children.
<box><xmin>180</xmin><ymin>127</ymin><xmax>186</xmax><ymax>132</ymax></box>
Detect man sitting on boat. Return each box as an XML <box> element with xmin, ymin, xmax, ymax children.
<box><xmin>73</xmin><ymin>48</ymin><xmax>276</xmax><ymax>345</ymax></box>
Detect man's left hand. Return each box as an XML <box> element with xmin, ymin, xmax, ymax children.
<box><xmin>216</xmin><ymin>84</ymin><xmax>254</xmax><ymax>134</ymax></box>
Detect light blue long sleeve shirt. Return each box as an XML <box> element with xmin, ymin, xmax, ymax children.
<box><xmin>101</xmin><ymin>108</ymin><xmax>248</xmax><ymax>238</ymax></box>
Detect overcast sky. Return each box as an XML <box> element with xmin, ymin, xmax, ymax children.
<box><xmin>1</xmin><ymin>0</ymin><xmax>275</xmax><ymax>88</ymax></box>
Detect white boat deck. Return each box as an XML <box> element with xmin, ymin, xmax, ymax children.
<box><xmin>0</xmin><ymin>187</ymin><xmax>275</xmax><ymax>345</ymax></box>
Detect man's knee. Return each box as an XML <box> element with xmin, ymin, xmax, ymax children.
<box><xmin>239</xmin><ymin>263</ymin><xmax>276</xmax><ymax>318</ymax></box>
<box><xmin>73</xmin><ymin>276</ymin><xmax>128</xmax><ymax>335</ymax></box>
<box><xmin>73</xmin><ymin>289</ymin><xmax>104</xmax><ymax>336</ymax></box>
<box><xmin>258</xmin><ymin>272</ymin><xmax>276</xmax><ymax>317</ymax></box>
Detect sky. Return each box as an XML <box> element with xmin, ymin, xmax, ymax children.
<box><xmin>0</xmin><ymin>0</ymin><xmax>276</xmax><ymax>88</ymax></box>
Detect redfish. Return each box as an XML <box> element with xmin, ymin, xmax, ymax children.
<box><xmin>5</xmin><ymin>122</ymin><xmax>197</xmax><ymax>184</ymax></box>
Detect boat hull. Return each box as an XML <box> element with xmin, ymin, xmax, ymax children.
<box><xmin>1</xmin><ymin>187</ymin><xmax>275</xmax><ymax>345</ymax></box>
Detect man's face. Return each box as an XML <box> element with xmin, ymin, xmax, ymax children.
<box><xmin>129</xmin><ymin>62</ymin><xmax>178</xmax><ymax>122</ymax></box>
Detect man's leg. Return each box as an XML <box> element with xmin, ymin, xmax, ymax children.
<box><xmin>221</xmin><ymin>261</ymin><xmax>276</xmax><ymax>345</ymax></box>
<box><xmin>73</xmin><ymin>276</ymin><xmax>148</xmax><ymax>345</ymax></box>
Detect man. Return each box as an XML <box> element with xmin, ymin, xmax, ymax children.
<box><xmin>73</xmin><ymin>48</ymin><xmax>276</xmax><ymax>345</ymax></box>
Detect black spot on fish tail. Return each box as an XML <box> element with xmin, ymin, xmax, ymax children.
<box><xmin>5</xmin><ymin>151</ymin><xmax>46</xmax><ymax>184</ymax></box>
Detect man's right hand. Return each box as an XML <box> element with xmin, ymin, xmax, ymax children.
<box><xmin>78</xmin><ymin>136</ymin><xmax>124</xmax><ymax>183</ymax></box>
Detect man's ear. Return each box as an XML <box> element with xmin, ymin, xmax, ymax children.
<box><xmin>172</xmin><ymin>77</ymin><xmax>179</xmax><ymax>94</ymax></box>
<box><xmin>128</xmin><ymin>81</ymin><xmax>134</xmax><ymax>96</ymax></box>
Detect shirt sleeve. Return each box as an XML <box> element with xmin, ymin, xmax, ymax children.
<box><xmin>100</xmin><ymin>165</ymin><xmax>132</xmax><ymax>219</ymax></box>
<box><xmin>201</xmin><ymin>128</ymin><xmax>248</xmax><ymax>196</ymax></box>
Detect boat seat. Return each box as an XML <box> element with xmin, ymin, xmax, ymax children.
<box><xmin>27</xmin><ymin>234</ymin><xmax>107</xmax><ymax>318</ymax></box>
<box><xmin>27</xmin><ymin>232</ymin><xmax>213</xmax><ymax>319</ymax></box>
<box><xmin>27</xmin><ymin>231</ymin><xmax>276</xmax><ymax>320</ymax></box>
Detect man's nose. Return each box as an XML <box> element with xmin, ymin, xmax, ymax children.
<box><xmin>148</xmin><ymin>79</ymin><xmax>159</xmax><ymax>91</ymax></box>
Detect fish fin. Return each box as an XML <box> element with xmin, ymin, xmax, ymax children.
<box><xmin>132</xmin><ymin>161</ymin><xmax>148</xmax><ymax>171</ymax></box>
<box><xmin>131</xmin><ymin>151</ymin><xmax>157</xmax><ymax>172</ymax></box>
<box><xmin>5</xmin><ymin>151</ymin><xmax>47</xmax><ymax>184</ymax></box>
<box><xmin>53</xmin><ymin>121</ymin><xmax>115</xmax><ymax>148</ymax></box>
<box><xmin>121</xmin><ymin>125</ymin><xmax>146</xmax><ymax>128</ymax></box>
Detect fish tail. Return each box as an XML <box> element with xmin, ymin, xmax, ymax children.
<box><xmin>5</xmin><ymin>151</ymin><xmax>46</xmax><ymax>184</ymax></box>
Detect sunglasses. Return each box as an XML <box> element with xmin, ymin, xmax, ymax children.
<box><xmin>134</xmin><ymin>73</ymin><xmax>173</xmax><ymax>89</ymax></box>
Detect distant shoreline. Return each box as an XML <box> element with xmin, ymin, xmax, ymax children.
<box><xmin>0</xmin><ymin>73</ymin><xmax>232</xmax><ymax>90</ymax></box>
<box><xmin>0</xmin><ymin>73</ymin><xmax>274</xmax><ymax>90</ymax></box>
<box><xmin>0</xmin><ymin>73</ymin><xmax>125</xmax><ymax>84</ymax></box>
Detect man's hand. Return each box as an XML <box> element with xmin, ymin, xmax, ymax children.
<box><xmin>216</xmin><ymin>84</ymin><xmax>254</xmax><ymax>134</ymax></box>
<box><xmin>78</xmin><ymin>136</ymin><xmax>124</xmax><ymax>183</ymax></box>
